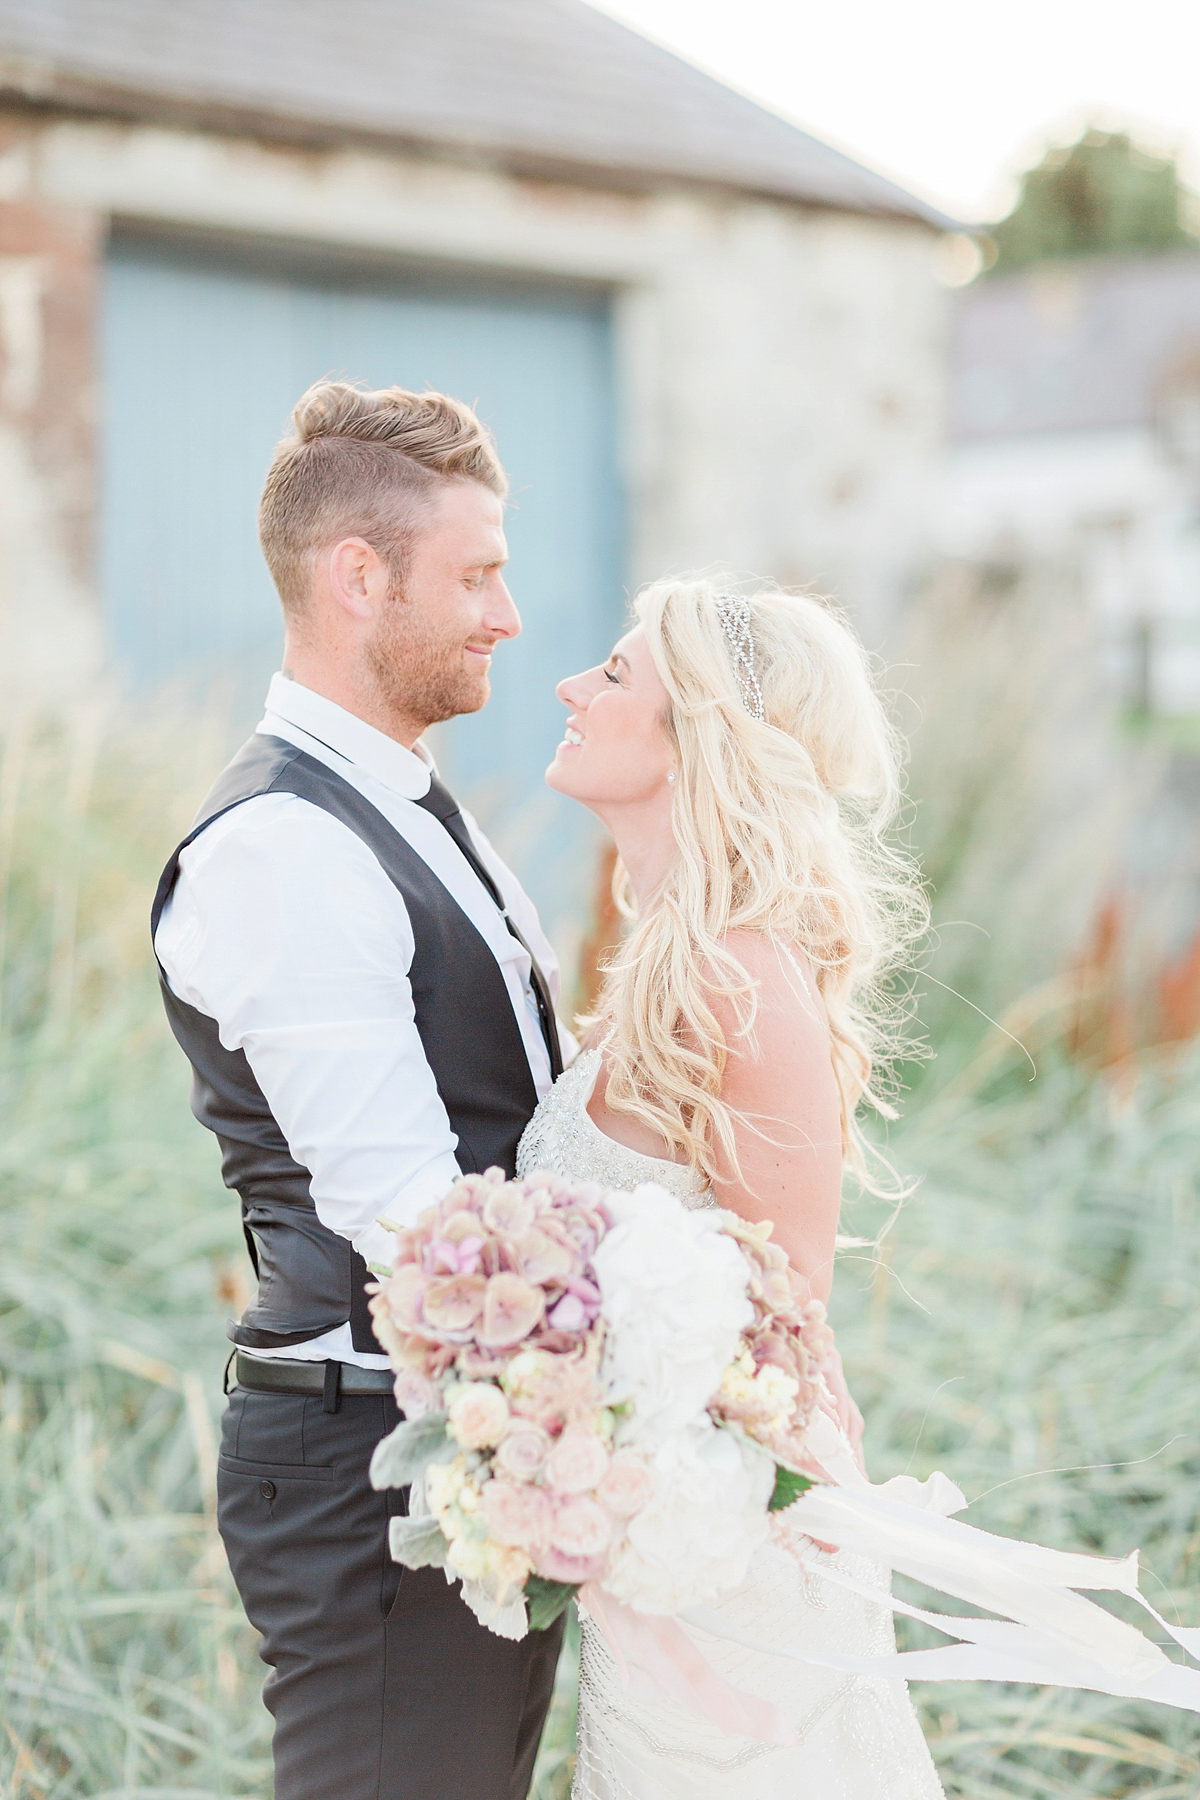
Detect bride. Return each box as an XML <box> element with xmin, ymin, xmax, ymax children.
<box><xmin>516</xmin><ymin>576</ymin><xmax>943</xmax><ymax>1798</ymax></box>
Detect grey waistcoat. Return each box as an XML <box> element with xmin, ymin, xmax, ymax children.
<box><xmin>151</xmin><ymin>733</ymin><xmax>539</xmax><ymax>1353</ymax></box>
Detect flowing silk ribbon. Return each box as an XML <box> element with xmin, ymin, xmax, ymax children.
<box><xmin>581</xmin><ymin>1412</ymin><xmax>1200</xmax><ymax>1743</ymax></box>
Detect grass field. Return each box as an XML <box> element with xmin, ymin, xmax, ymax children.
<box><xmin>1</xmin><ymin>711</ymin><xmax>1197</xmax><ymax>1798</ymax></box>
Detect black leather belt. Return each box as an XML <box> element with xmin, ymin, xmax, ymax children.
<box><xmin>233</xmin><ymin>1350</ymin><xmax>394</xmax><ymax>1398</ymax></box>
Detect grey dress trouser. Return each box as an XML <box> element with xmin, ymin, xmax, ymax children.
<box><xmin>217</xmin><ymin>1386</ymin><xmax>564</xmax><ymax>1800</ymax></box>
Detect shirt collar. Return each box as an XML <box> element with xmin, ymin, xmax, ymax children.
<box><xmin>261</xmin><ymin>673</ymin><xmax>435</xmax><ymax>801</ymax></box>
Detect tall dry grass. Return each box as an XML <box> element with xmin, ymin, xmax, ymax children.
<box><xmin>842</xmin><ymin>1047</ymin><xmax>1200</xmax><ymax>1797</ymax></box>
<box><xmin>893</xmin><ymin>561</ymin><xmax>1144</xmax><ymax>1081</ymax></box>
<box><xmin>0</xmin><ymin>673</ymin><xmax>1197</xmax><ymax>1799</ymax></box>
<box><xmin>0</xmin><ymin>703</ymin><xmax>271</xmax><ymax>1797</ymax></box>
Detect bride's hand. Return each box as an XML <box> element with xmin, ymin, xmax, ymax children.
<box><xmin>818</xmin><ymin>1344</ymin><xmax>866</xmax><ymax>1476</ymax></box>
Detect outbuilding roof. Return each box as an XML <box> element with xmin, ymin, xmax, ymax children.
<box><xmin>951</xmin><ymin>252</ymin><xmax>1200</xmax><ymax>442</ymax></box>
<box><xmin>0</xmin><ymin>0</ymin><xmax>947</xmax><ymax>226</ymax></box>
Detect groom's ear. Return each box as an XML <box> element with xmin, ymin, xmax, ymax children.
<box><xmin>326</xmin><ymin>536</ymin><xmax>387</xmax><ymax>624</ymax></box>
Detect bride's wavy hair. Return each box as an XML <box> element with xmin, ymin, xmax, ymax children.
<box><xmin>591</xmin><ymin>575</ymin><xmax>927</xmax><ymax>1190</ymax></box>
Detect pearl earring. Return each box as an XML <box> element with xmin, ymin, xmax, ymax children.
<box><xmin>667</xmin><ymin>771</ymin><xmax>676</xmax><ymax>785</ymax></box>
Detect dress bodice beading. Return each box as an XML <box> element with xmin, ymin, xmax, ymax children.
<box><xmin>516</xmin><ymin>1047</ymin><xmax>714</xmax><ymax>1207</ymax></box>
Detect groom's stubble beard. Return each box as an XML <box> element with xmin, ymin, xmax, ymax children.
<box><xmin>365</xmin><ymin>571</ymin><xmax>492</xmax><ymax>732</ymax></box>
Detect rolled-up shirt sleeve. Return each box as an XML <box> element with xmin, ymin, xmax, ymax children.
<box><xmin>154</xmin><ymin>793</ymin><xmax>463</xmax><ymax>1260</ymax></box>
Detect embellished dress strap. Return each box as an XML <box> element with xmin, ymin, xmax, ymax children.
<box><xmin>515</xmin><ymin>1040</ymin><xmax>712</xmax><ymax>1207</ymax></box>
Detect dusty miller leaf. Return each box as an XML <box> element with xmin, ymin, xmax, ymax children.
<box><xmin>388</xmin><ymin>1511</ymin><xmax>450</xmax><ymax>1570</ymax></box>
<box><xmin>369</xmin><ymin>1412</ymin><xmax>451</xmax><ymax>1489</ymax></box>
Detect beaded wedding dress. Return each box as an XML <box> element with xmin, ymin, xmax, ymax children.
<box><xmin>517</xmin><ymin>1046</ymin><xmax>945</xmax><ymax>1800</ymax></box>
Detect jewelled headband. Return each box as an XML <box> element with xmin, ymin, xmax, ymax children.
<box><xmin>714</xmin><ymin>595</ymin><xmax>765</xmax><ymax>722</ymax></box>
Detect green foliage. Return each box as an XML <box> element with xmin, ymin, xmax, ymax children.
<box><xmin>525</xmin><ymin>1578</ymin><xmax>577</xmax><ymax>1634</ymax></box>
<box><xmin>991</xmin><ymin>130</ymin><xmax>1197</xmax><ymax>272</ymax></box>
<box><xmin>768</xmin><ymin>1465</ymin><xmax>813</xmax><ymax>1511</ymax></box>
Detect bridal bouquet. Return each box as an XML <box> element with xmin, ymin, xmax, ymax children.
<box><xmin>367</xmin><ymin>1165</ymin><xmax>832</xmax><ymax>1637</ymax></box>
<box><xmin>368</xmin><ymin>1167</ymin><xmax>1200</xmax><ymax>1732</ymax></box>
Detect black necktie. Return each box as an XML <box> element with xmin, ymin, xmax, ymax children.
<box><xmin>415</xmin><ymin>775</ymin><xmax>564</xmax><ymax>1081</ymax></box>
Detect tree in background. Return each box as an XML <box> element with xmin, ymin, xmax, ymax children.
<box><xmin>991</xmin><ymin>129</ymin><xmax>1198</xmax><ymax>271</ymax></box>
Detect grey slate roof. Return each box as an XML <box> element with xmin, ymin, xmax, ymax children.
<box><xmin>0</xmin><ymin>0</ymin><xmax>946</xmax><ymax>226</ymax></box>
<box><xmin>951</xmin><ymin>251</ymin><xmax>1200</xmax><ymax>442</ymax></box>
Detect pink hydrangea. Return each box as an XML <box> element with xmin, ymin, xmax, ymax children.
<box><xmin>706</xmin><ymin>1216</ymin><xmax>835</xmax><ymax>1460</ymax></box>
<box><xmin>515</xmin><ymin>1228</ymin><xmax>575</xmax><ymax>1284</ymax></box>
<box><xmin>478</xmin><ymin>1273</ymin><xmax>545</xmax><ymax>1348</ymax></box>
<box><xmin>422</xmin><ymin>1273</ymin><xmax>486</xmax><ymax>1333</ymax></box>
<box><xmin>482</xmin><ymin>1186</ymin><xmax>537</xmax><ymax>1236</ymax></box>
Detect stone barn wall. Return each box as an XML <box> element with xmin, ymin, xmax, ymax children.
<box><xmin>0</xmin><ymin>106</ymin><xmax>946</xmax><ymax>703</ymax></box>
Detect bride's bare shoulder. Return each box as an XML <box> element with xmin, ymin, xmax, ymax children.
<box><xmin>719</xmin><ymin>930</ymin><xmax>827</xmax><ymax>1027</ymax></box>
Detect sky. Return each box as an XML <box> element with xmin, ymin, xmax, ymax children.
<box><xmin>591</xmin><ymin>0</ymin><xmax>1200</xmax><ymax>225</ymax></box>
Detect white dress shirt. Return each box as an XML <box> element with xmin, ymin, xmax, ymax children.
<box><xmin>155</xmin><ymin>674</ymin><xmax>573</xmax><ymax>1367</ymax></box>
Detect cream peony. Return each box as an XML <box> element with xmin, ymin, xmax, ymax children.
<box><xmin>425</xmin><ymin>1453</ymin><xmax>470</xmax><ymax>1526</ymax></box>
<box><xmin>447</xmin><ymin>1381</ymin><xmax>510</xmax><ymax>1449</ymax></box>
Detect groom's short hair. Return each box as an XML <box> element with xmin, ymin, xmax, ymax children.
<box><xmin>259</xmin><ymin>380</ymin><xmax>508</xmax><ymax>613</ymax></box>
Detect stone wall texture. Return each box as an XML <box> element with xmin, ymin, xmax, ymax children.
<box><xmin>0</xmin><ymin>107</ymin><xmax>947</xmax><ymax>701</ymax></box>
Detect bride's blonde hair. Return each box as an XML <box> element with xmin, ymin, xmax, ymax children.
<box><xmin>591</xmin><ymin>575</ymin><xmax>927</xmax><ymax>1188</ymax></box>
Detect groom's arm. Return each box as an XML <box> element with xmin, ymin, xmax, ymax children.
<box><xmin>155</xmin><ymin>792</ymin><xmax>463</xmax><ymax>1270</ymax></box>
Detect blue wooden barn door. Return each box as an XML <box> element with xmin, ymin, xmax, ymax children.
<box><xmin>101</xmin><ymin>231</ymin><xmax>623</xmax><ymax>956</ymax></box>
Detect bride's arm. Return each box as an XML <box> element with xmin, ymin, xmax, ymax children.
<box><xmin>708</xmin><ymin>932</ymin><xmax>843</xmax><ymax>1305</ymax></box>
<box><xmin>709</xmin><ymin>933</ymin><xmax>865</xmax><ymax>1462</ymax></box>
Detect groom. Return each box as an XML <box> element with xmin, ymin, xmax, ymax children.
<box><xmin>152</xmin><ymin>380</ymin><xmax>568</xmax><ymax>1800</ymax></box>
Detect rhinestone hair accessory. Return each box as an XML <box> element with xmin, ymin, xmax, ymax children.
<box><xmin>714</xmin><ymin>595</ymin><xmax>765</xmax><ymax>722</ymax></box>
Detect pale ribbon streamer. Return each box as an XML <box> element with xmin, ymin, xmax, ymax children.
<box><xmin>577</xmin><ymin>1412</ymin><xmax>1200</xmax><ymax>1746</ymax></box>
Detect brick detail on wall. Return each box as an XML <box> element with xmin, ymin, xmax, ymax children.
<box><xmin>0</xmin><ymin>113</ymin><xmax>105</xmax><ymax>699</ymax></box>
